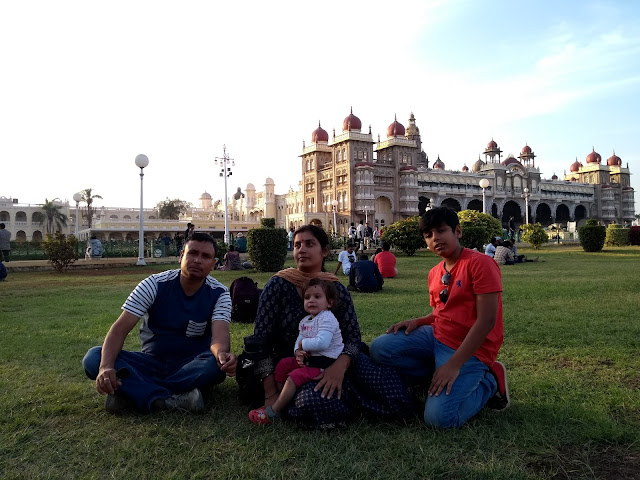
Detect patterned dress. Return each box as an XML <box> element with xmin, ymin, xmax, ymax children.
<box><xmin>254</xmin><ymin>275</ymin><xmax>412</xmax><ymax>428</ymax></box>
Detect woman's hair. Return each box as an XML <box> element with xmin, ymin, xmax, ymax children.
<box><xmin>303</xmin><ymin>278</ymin><xmax>339</xmax><ymax>312</ymax></box>
<box><xmin>293</xmin><ymin>224</ymin><xmax>330</xmax><ymax>271</ymax></box>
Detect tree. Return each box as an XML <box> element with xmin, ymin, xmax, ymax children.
<box><xmin>156</xmin><ymin>198</ymin><xmax>193</xmax><ymax>220</ymax></box>
<box><xmin>42</xmin><ymin>233</ymin><xmax>77</xmax><ymax>272</ymax></box>
<box><xmin>521</xmin><ymin>223</ymin><xmax>549</xmax><ymax>249</ymax></box>
<box><xmin>41</xmin><ymin>198</ymin><xmax>68</xmax><ymax>235</ymax></box>
<box><xmin>380</xmin><ymin>216</ymin><xmax>424</xmax><ymax>256</ymax></box>
<box><xmin>80</xmin><ymin>188</ymin><xmax>103</xmax><ymax>228</ymax></box>
<box><xmin>457</xmin><ymin>210</ymin><xmax>503</xmax><ymax>250</ymax></box>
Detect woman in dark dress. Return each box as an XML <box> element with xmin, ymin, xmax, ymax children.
<box><xmin>252</xmin><ymin>225</ymin><xmax>411</xmax><ymax>429</ymax></box>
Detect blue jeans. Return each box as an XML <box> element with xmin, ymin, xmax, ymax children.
<box><xmin>370</xmin><ymin>325</ymin><xmax>497</xmax><ymax>429</ymax></box>
<box><xmin>82</xmin><ymin>346</ymin><xmax>226</xmax><ymax>412</ymax></box>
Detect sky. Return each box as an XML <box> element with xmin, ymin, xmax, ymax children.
<box><xmin>2</xmin><ymin>0</ymin><xmax>639</xmax><ymax>214</ymax></box>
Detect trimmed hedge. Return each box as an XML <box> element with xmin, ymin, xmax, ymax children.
<box><xmin>521</xmin><ymin>223</ymin><xmax>549</xmax><ymax>249</ymax></box>
<box><xmin>380</xmin><ymin>216</ymin><xmax>424</xmax><ymax>256</ymax></box>
<box><xmin>605</xmin><ymin>224</ymin><xmax>630</xmax><ymax>246</ymax></box>
<box><xmin>578</xmin><ymin>219</ymin><xmax>606</xmax><ymax>252</ymax></box>
<box><xmin>247</xmin><ymin>218</ymin><xmax>288</xmax><ymax>272</ymax></box>
<box><xmin>630</xmin><ymin>226</ymin><xmax>640</xmax><ymax>246</ymax></box>
<box><xmin>459</xmin><ymin>222</ymin><xmax>488</xmax><ymax>251</ymax></box>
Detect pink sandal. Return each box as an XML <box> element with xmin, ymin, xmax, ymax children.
<box><xmin>248</xmin><ymin>406</ymin><xmax>279</xmax><ymax>425</ymax></box>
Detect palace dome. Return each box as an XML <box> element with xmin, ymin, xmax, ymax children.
<box><xmin>551</xmin><ymin>173</ymin><xmax>558</xmax><ymax>180</ymax></box>
<box><xmin>607</xmin><ymin>151</ymin><xmax>622</xmax><ymax>166</ymax></box>
<box><xmin>433</xmin><ymin>156</ymin><xmax>445</xmax><ymax>170</ymax></box>
<box><xmin>502</xmin><ymin>155</ymin><xmax>521</xmax><ymax>166</ymax></box>
<box><xmin>200</xmin><ymin>191</ymin><xmax>212</xmax><ymax>199</ymax></box>
<box><xmin>487</xmin><ymin>139</ymin><xmax>498</xmax><ymax>149</ymax></box>
<box><xmin>570</xmin><ymin>158</ymin><xmax>581</xmax><ymax>172</ymax></box>
<box><xmin>406</xmin><ymin>112</ymin><xmax>420</xmax><ymax>136</ymax></box>
<box><xmin>311</xmin><ymin>122</ymin><xmax>329</xmax><ymax>143</ymax></box>
<box><xmin>343</xmin><ymin>107</ymin><xmax>362</xmax><ymax>131</ymax></box>
<box><xmin>462</xmin><ymin>164</ymin><xmax>469</xmax><ymax>172</ymax></box>
<box><xmin>521</xmin><ymin>144</ymin><xmax>532</xmax><ymax>154</ymax></box>
<box><xmin>387</xmin><ymin>115</ymin><xmax>405</xmax><ymax>137</ymax></box>
<box><xmin>472</xmin><ymin>157</ymin><xmax>485</xmax><ymax>173</ymax></box>
<box><xmin>586</xmin><ymin>147</ymin><xmax>601</xmax><ymax>164</ymax></box>
<box><xmin>246</xmin><ymin>183</ymin><xmax>255</xmax><ymax>190</ymax></box>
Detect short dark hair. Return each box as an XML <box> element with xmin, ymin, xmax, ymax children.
<box><xmin>187</xmin><ymin>232</ymin><xmax>217</xmax><ymax>255</ymax></box>
<box><xmin>0</xmin><ymin>223</ymin><xmax>5</xmax><ymax>229</ymax></box>
<box><xmin>382</xmin><ymin>241</ymin><xmax>391</xmax><ymax>251</ymax></box>
<box><xmin>503</xmin><ymin>240</ymin><xmax>512</xmax><ymax>248</ymax></box>
<box><xmin>228</xmin><ymin>244</ymin><xmax>236</xmax><ymax>251</ymax></box>
<box><xmin>358</xmin><ymin>253</ymin><xmax>368</xmax><ymax>261</ymax></box>
<box><xmin>419</xmin><ymin>207</ymin><xmax>459</xmax><ymax>234</ymax></box>
<box><xmin>303</xmin><ymin>278</ymin><xmax>339</xmax><ymax>312</ymax></box>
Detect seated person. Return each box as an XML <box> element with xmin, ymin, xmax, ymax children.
<box><xmin>348</xmin><ymin>253</ymin><xmax>383</xmax><ymax>293</ymax></box>
<box><xmin>221</xmin><ymin>244</ymin><xmax>243</xmax><ymax>271</ymax></box>
<box><xmin>82</xmin><ymin>233</ymin><xmax>236</xmax><ymax>413</ymax></box>
<box><xmin>334</xmin><ymin>241</ymin><xmax>356</xmax><ymax>276</ymax></box>
<box><xmin>88</xmin><ymin>235</ymin><xmax>103</xmax><ymax>259</ymax></box>
<box><xmin>370</xmin><ymin>207</ymin><xmax>509</xmax><ymax>429</ymax></box>
<box><xmin>510</xmin><ymin>241</ymin><xmax>526</xmax><ymax>263</ymax></box>
<box><xmin>493</xmin><ymin>240</ymin><xmax>515</xmax><ymax>265</ymax></box>
<box><xmin>484</xmin><ymin>237</ymin><xmax>498</xmax><ymax>258</ymax></box>
<box><xmin>373</xmin><ymin>241</ymin><xmax>397</xmax><ymax>278</ymax></box>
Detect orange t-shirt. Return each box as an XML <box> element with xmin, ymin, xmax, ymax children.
<box><xmin>374</xmin><ymin>251</ymin><xmax>396</xmax><ymax>278</ymax></box>
<box><xmin>428</xmin><ymin>248</ymin><xmax>503</xmax><ymax>366</ymax></box>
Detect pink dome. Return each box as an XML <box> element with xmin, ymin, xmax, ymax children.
<box><xmin>462</xmin><ymin>164</ymin><xmax>469</xmax><ymax>172</ymax></box>
<box><xmin>386</xmin><ymin>115</ymin><xmax>405</xmax><ymax>137</ymax></box>
<box><xmin>487</xmin><ymin>139</ymin><xmax>498</xmax><ymax>149</ymax></box>
<box><xmin>570</xmin><ymin>158</ymin><xmax>581</xmax><ymax>172</ymax></box>
<box><xmin>551</xmin><ymin>174</ymin><xmax>558</xmax><ymax>180</ymax></box>
<box><xmin>502</xmin><ymin>156</ymin><xmax>521</xmax><ymax>166</ymax></box>
<box><xmin>433</xmin><ymin>156</ymin><xmax>445</xmax><ymax>170</ymax></box>
<box><xmin>342</xmin><ymin>107</ymin><xmax>362</xmax><ymax>131</ymax></box>
<box><xmin>586</xmin><ymin>147</ymin><xmax>601</xmax><ymax>164</ymax></box>
<box><xmin>607</xmin><ymin>151</ymin><xmax>622</xmax><ymax>166</ymax></box>
<box><xmin>311</xmin><ymin>122</ymin><xmax>329</xmax><ymax>143</ymax></box>
<box><xmin>521</xmin><ymin>144</ymin><xmax>532</xmax><ymax>154</ymax></box>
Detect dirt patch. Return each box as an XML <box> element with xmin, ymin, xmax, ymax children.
<box><xmin>527</xmin><ymin>444</ymin><xmax>640</xmax><ymax>479</ymax></box>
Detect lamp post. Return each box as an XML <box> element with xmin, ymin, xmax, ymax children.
<box><xmin>135</xmin><ymin>154</ymin><xmax>149</xmax><ymax>266</ymax></box>
<box><xmin>521</xmin><ymin>187</ymin><xmax>531</xmax><ymax>225</ymax></box>
<box><xmin>72</xmin><ymin>192</ymin><xmax>82</xmax><ymax>238</ymax></box>
<box><xmin>332</xmin><ymin>199</ymin><xmax>338</xmax><ymax>234</ymax></box>
<box><xmin>364</xmin><ymin>205</ymin><xmax>369</xmax><ymax>224</ymax></box>
<box><xmin>479</xmin><ymin>179</ymin><xmax>490</xmax><ymax>214</ymax></box>
<box><xmin>215</xmin><ymin>145</ymin><xmax>234</xmax><ymax>245</ymax></box>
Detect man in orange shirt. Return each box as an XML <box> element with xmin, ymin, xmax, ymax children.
<box><xmin>373</xmin><ymin>242</ymin><xmax>397</xmax><ymax>278</ymax></box>
<box><xmin>370</xmin><ymin>207</ymin><xmax>509</xmax><ymax>428</ymax></box>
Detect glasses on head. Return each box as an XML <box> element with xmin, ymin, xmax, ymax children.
<box><xmin>439</xmin><ymin>271</ymin><xmax>450</xmax><ymax>304</ymax></box>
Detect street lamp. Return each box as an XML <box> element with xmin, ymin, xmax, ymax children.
<box><xmin>72</xmin><ymin>192</ymin><xmax>82</xmax><ymax>238</ymax></box>
<box><xmin>364</xmin><ymin>205</ymin><xmax>369</xmax><ymax>224</ymax></box>
<box><xmin>479</xmin><ymin>178</ymin><xmax>490</xmax><ymax>214</ymax></box>
<box><xmin>135</xmin><ymin>154</ymin><xmax>149</xmax><ymax>266</ymax></box>
<box><xmin>521</xmin><ymin>187</ymin><xmax>531</xmax><ymax>225</ymax></box>
<box><xmin>215</xmin><ymin>145</ymin><xmax>234</xmax><ymax>245</ymax></box>
<box><xmin>332</xmin><ymin>199</ymin><xmax>338</xmax><ymax>234</ymax></box>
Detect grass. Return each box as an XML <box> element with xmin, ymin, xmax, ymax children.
<box><xmin>1</xmin><ymin>245</ymin><xmax>639</xmax><ymax>479</ymax></box>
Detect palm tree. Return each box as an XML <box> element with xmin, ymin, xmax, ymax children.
<box><xmin>41</xmin><ymin>198</ymin><xmax>68</xmax><ymax>235</ymax></box>
<box><xmin>80</xmin><ymin>188</ymin><xmax>103</xmax><ymax>228</ymax></box>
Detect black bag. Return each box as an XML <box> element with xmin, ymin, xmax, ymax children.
<box><xmin>236</xmin><ymin>334</ymin><xmax>270</xmax><ymax>407</ymax></box>
<box><xmin>229</xmin><ymin>276</ymin><xmax>262</xmax><ymax>323</ymax></box>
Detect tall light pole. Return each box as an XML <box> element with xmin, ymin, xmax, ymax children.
<box><xmin>479</xmin><ymin>179</ymin><xmax>490</xmax><ymax>214</ymax></box>
<box><xmin>332</xmin><ymin>199</ymin><xmax>338</xmax><ymax>234</ymax></box>
<box><xmin>135</xmin><ymin>154</ymin><xmax>149</xmax><ymax>266</ymax></box>
<box><xmin>215</xmin><ymin>145</ymin><xmax>234</xmax><ymax>245</ymax></box>
<box><xmin>73</xmin><ymin>192</ymin><xmax>82</xmax><ymax>238</ymax></box>
<box><xmin>521</xmin><ymin>187</ymin><xmax>531</xmax><ymax>224</ymax></box>
<box><xmin>364</xmin><ymin>205</ymin><xmax>369</xmax><ymax>224</ymax></box>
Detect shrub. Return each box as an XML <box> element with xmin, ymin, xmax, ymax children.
<box><xmin>605</xmin><ymin>224</ymin><xmax>630</xmax><ymax>246</ymax></box>
<box><xmin>247</xmin><ymin>218</ymin><xmax>288</xmax><ymax>272</ymax></box>
<box><xmin>630</xmin><ymin>226</ymin><xmax>640</xmax><ymax>246</ymax></box>
<box><xmin>521</xmin><ymin>223</ymin><xmax>549</xmax><ymax>249</ymax></box>
<box><xmin>216</xmin><ymin>241</ymin><xmax>228</xmax><ymax>262</ymax></box>
<box><xmin>578</xmin><ymin>219</ymin><xmax>606</xmax><ymax>252</ymax></box>
<box><xmin>42</xmin><ymin>233</ymin><xmax>78</xmax><ymax>272</ymax></box>
<box><xmin>380</xmin><ymin>216</ymin><xmax>424</xmax><ymax>256</ymax></box>
<box><xmin>457</xmin><ymin>210</ymin><xmax>502</xmax><ymax>250</ymax></box>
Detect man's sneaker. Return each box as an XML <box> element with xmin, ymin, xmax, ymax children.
<box><xmin>164</xmin><ymin>388</ymin><xmax>205</xmax><ymax>413</ymax></box>
<box><xmin>105</xmin><ymin>391</ymin><xmax>133</xmax><ymax>413</ymax></box>
<box><xmin>487</xmin><ymin>361</ymin><xmax>510</xmax><ymax>411</ymax></box>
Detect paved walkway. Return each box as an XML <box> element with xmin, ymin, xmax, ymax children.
<box><xmin>4</xmin><ymin>256</ymin><xmax>179</xmax><ymax>272</ymax></box>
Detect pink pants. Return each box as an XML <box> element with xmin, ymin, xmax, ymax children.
<box><xmin>275</xmin><ymin>357</ymin><xmax>323</xmax><ymax>387</ymax></box>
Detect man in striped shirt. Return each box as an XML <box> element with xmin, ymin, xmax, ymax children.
<box><xmin>82</xmin><ymin>232</ymin><xmax>236</xmax><ymax>413</ymax></box>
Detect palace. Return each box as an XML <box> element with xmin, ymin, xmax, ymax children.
<box><xmin>0</xmin><ymin>109</ymin><xmax>634</xmax><ymax>244</ymax></box>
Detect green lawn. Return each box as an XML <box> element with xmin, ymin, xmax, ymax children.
<box><xmin>1</xmin><ymin>245</ymin><xmax>639</xmax><ymax>479</ymax></box>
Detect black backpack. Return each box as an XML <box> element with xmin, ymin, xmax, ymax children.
<box><xmin>236</xmin><ymin>334</ymin><xmax>270</xmax><ymax>407</ymax></box>
<box><xmin>229</xmin><ymin>276</ymin><xmax>262</xmax><ymax>323</ymax></box>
